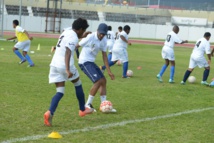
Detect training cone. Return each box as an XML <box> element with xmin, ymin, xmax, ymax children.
<box><xmin>48</xmin><ymin>131</ymin><xmax>62</xmax><ymax>139</ymax></box>
<box><xmin>37</xmin><ymin>44</ymin><xmax>40</xmax><ymax>50</ymax></box>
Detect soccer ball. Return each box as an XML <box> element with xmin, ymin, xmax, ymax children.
<box><xmin>188</xmin><ymin>76</ymin><xmax>196</xmax><ymax>83</ymax></box>
<box><xmin>100</xmin><ymin>100</ymin><xmax>113</xmax><ymax>113</ymax></box>
<box><xmin>127</xmin><ymin>70</ymin><xmax>133</xmax><ymax>77</ymax></box>
<box><xmin>117</xmin><ymin>60</ymin><xmax>122</xmax><ymax>66</ymax></box>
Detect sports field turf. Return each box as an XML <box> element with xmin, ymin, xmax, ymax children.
<box><xmin>0</xmin><ymin>37</ymin><xmax>214</xmax><ymax>143</ymax></box>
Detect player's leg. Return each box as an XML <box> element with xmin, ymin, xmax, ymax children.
<box><xmin>23</xmin><ymin>40</ymin><xmax>34</xmax><ymax>67</ymax></box>
<box><xmin>13</xmin><ymin>42</ymin><xmax>26</xmax><ymax>63</ymax></box>
<box><xmin>121</xmin><ymin>49</ymin><xmax>129</xmax><ymax>78</ymax></box>
<box><xmin>169</xmin><ymin>60</ymin><xmax>175</xmax><ymax>83</ymax></box>
<box><xmin>201</xmin><ymin>66</ymin><xmax>210</xmax><ymax>85</ymax></box>
<box><xmin>181</xmin><ymin>57</ymin><xmax>195</xmax><ymax>84</ymax></box>
<box><xmin>71</xmin><ymin>76</ymin><xmax>94</xmax><ymax>116</ymax></box>
<box><xmin>101</xmin><ymin>52</ymin><xmax>117</xmax><ymax>71</ymax></box>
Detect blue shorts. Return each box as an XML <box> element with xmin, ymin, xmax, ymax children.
<box><xmin>79</xmin><ymin>62</ymin><xmax>104</xmax><ymax>83</ymax></box>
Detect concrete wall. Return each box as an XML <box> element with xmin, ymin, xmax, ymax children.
<box><xmin>4</xmin><ymin>15</ymin><xmax>214</xmax><ymax>42</ymax></box>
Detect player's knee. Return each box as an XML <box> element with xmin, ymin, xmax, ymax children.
<box><xmin>100</xmin><ymin>77</ymin><xmax>106</xmax><ymax>85</ymax></box>
<box><xmin>56</xmin><ymin>87</ymin><xmax>65</xmax><ymax>94</ymax></box>
<box><xmin>73</xmin><ymin>79</ymin><xmax>82</xmax><ymax>87</ymax></box>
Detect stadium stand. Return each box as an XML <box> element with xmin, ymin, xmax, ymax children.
<box><xmin>6</xmin><ymin>5</ymin><xmax>29</xmax><ymax>16</ymax></box>
<box><xmin>73</xmin><ymin>10</ymin><xmax>99</xmax><ymax>20</ymax></box>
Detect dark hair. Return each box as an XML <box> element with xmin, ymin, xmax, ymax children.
<box><xmin>13</xmin><ymin>20</ymin><xmax>19</xmax><ymax>26</ymax></box>
<box><xmin>124</xmin><ymin>25</ymin><xmax>130</xmax><ymax>31</ymax></box>
<box><xmin>108</xmin><ymin>26</ymin><xmax>112</xmax><ymax>30</ymax></box>
<box><xmin>204</xmin><ymin>32</ymin><xmax>211</xmax><ymax>37</ymax></box>
<box><xmin>72</xmin><ymin>18</ymin><xmax>89</xmax><ymax>30</ymax></box>
<box><xmin>118</xmin><ymin>26</ymin><xmax>122</xmax><ymax>30</ymax></box>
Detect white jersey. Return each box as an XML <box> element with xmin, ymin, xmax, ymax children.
<box><xmin>107</xmin><ymin>30</ymin><xmax>115</xmax><ymax>45</ymax></box>
<box><xmin>164</xmin><ymin>31</ymin><xmax>183</xmax><ymax>48</ymax></box>
<box><xmin>78</xmin><ymin>32</ymin><xmax>107</xmax><ymax>64</ymax></box>
<box><xmin>113</xmin><ymin>31</ymin><xmax>128</xmax><ymax>49</ymax></box>
<box><xmin>191</xmin><ymin>37</ymin><xmax>211</xmax><ymax>59</ymax></box>
<box><xmin>50</xmin><ymin>30</ymin><xmax>78</xmax><ymax>69</ymax></box>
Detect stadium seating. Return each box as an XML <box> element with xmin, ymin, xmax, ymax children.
<box><xmin>73</xmin><ymin>10</ymin><xmax>99</xmax><ymax>20</ymax></box>
<box><xmin>6</xmin><ymin>5</ymin><xmax>29</xmax><ymax>16</ymax></box>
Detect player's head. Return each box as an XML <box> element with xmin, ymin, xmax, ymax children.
<box><xmin>204</xmin><ymin>32</ymin><xmax>211</xmax><ymax>40</ymax></box>
<box><xmin>13</xmin><ymin>20</ymin><xmax>19</xmax><ymax>28</ymax></box>
<box><xmin>97</xmin><ymin>23</ymin><xmax>108</xmax><ymax>40</ymax></box>
<box><xmin>108</xmin><ymin>26</ymin><xmax>112</xmax><ymax>31</ymax></box>
<box><xmin>173</xmin><ymin>25</ymin><xmax>179</xmax><ymax>34</ymax></box>
<box><xmin>72</xmin><ymin>18</ymin><xmax>89</xmax><ymax>38</ymax></box>
<box><xmin>118</xmin><ymin>26</ymin><xmax>122</xmax><ymax>32</ymax></box>
<box><xmin>124</xmin><ymin>25</ymin><xmax>131</xmax><ymax>35</ymax></box>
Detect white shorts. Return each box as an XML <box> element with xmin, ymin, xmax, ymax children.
<box><xmin>107</xmin><ymin>42</ymin><xmax>114</xmax><ymax>53</ymax></box>
<box><xmin>49</xmin><ymin>66</ymin><xmax>79</xmax><ymax>84</ymax></box>
<box><xmin>111</xmin><ymin>48</ymin><xmax>128</xmax><ymax>63</ymax></box>
<box><xmin>14</xmin><ymin>40</ymin><xmax>31</xmax><ymax>52</ymax></box>
<box><xmin>189</xmin><ymin>56</ymin><xmax>209</xmax><ymax>69</ymax></box>
<box><xmin>161</xmin><ymin>46</ymin><xmax>175</xmax><ymax>61</ymax></box>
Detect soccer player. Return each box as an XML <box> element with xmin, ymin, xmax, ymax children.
<box><xmin>77</xmin><ymin>23</ymin><xmax>116</xmax><ymax>112</ymax></box>
<box><xmin>7</xmin><ymin>20</ymin><xmax>34</xmax><ymax>67</ymax></box>
<box><xmin>101</xmin><ymin>25</ymin><xmax>131</xmax><ymax>78</ymax></box>
<box><xmin>156</xmin><ymin>25</ymin><xmax>188</xmax><ymax>83</ymax></box>
<box><xmin>181</xmin><ymin>32</ymin><xmax>212</xmax><ymax>85</ymax></box>
<box><xmin>44</xmin><ymin>18</ymin><xmax>93</xmax><ymax>127</ymax></box>
<box><xmin>115</xmin><ymin>26</ymin><xmax>123</xmax><ymax>38</ymax></box>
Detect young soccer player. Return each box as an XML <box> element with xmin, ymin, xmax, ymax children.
<box><xmin>44</xmin><ymin>18</ymin><xmax>93</xmax><ymax>126</ymax></box>
<box><xmin>181</xmin><ymin>32</ymin><xmax>212</xmax><ymax>85</ymax></box>
<box><xmin>7</xmin><ymin>20</ymin><xmax>34</xmax><ymax>67</ymax></box>
<box><xmin>77</xmin><ymin>23</ymin><xmax>116</xmax><ymax>112</ymax></box>
<box><xmin>101</xmin><ymin>25</ymin><xmax>131</xmax><ymax>78</ymax></box>
<box><xmin>115</xmin><ymin>26</ymin><xmax>123</xmax><ymax>38</ymax></box>
<box><xmin>156</xmin><ymin>25</ymin><xmax>188</xmax><ymax>83</ymax></box>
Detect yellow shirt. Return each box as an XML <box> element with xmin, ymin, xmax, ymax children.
<box><xmin>15</xmin><ymin>26</ymin><xmax>29</xmax><ymax>42</ymax></box>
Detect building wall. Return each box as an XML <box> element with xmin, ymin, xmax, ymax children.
<box><xmin>4</xmin><ymin>15</ymin><xmax>214</xmax><ymax>42</ymax></box>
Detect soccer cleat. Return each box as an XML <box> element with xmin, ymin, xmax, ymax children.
<box><xmin>201</xmin><ymin>81</ymin><xmax>209</xmax><ymax>85</ymax></box>
<box><xmin>99</xmin><ymin>66</ymin><xmax>105</xmax><ymax>73</ymax></box>
<box><xmin>180</xmin><ymin>81</ymin><xmax>185</xmax><ymax>85</ymax></box>
<box><xmin>109</xmin><ymin>108</ymin><xmax>117</xmax><ymax>113</ymax></box>
<box><xmin>79</xmin><ymin>107</ymin><xmax>94</xmax><ymax>117</ymax></box>
<box><xmin>169</xmin><ymin>79</ymin><xmax>175</xmax><ymax>83</ymax></box>
<box><xmin>122</xmin><ymin>76</ymin><xmax>130</xmax><ymax>78</ymax></box>
<box><xmin>19</xmin><ymin>59</ymin><xmax>26</xmax><ymax>64</ymax></box>
<box><xmin>44</xmin><ymin>110</ymin><xmax>53</xmax><ymax>126</ymax></box>
<box><xmin>27</xmin><ymin>64</ymin><xmax>35</xmax><ymax>67</ymax></box>
<box><xmin>86</xmin><ymin>103</ymin><xmax>97</xmax><ymax>112</ymax></box>
<box><xmin>156</xmin><ymin>74</ymin><xmax>163</xmax><ymax>82</ymax></box>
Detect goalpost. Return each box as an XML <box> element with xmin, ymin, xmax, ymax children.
<box><xmin>0</xmin><ymin>0</ymin><xmax>4</xmax><ymax>38</ymax></box>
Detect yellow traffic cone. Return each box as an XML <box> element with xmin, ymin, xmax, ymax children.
<box><xmin>48</xmin><ymin>131</ymin><xmax>62</xmax><ymax>139</ymax></box>
<box><xmin>37</xmin><ymin>44</ymin><xmax>40</xmax><ymax>50</ymax></box>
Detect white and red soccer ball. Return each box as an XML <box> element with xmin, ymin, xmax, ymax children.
<box><xmin>127</xmin><ymin>70</ymin><xmax>133</xmax><ymax>77</ymax></box>
<box><xmin>100</xmin><ymin>100</ymin><xmax>113</xmax><ymax>113</ymax></box>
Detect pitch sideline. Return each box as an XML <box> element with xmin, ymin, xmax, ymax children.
<box><xmin>1</xmin><ymin>107</ymin><xmax>214</xmax><ymax>143</ymax></box>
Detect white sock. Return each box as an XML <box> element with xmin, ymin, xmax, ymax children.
<box><xmin>100</xmin><ymin>95</ymin><xmax>106</xmax><ymax>103</ymax></box>
<box><xmin>85</xmin><ymin>95</ymin><xmax>94</xmax><ymax>106</ymax></box>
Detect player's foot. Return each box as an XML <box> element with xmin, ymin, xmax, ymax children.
<box><xmin>122</xmin><ymin>76</ymin><xmax>130</xmax><ymax>78</ymax></box>
<box><xmin>169</xmin><ymin>79</ymin><xmax>175</xmax><ymax>83</ymax></box>
<box><xmin>79</xmin><ymin>107</ymin><xmax>94</xmax><ymax>117</ymax></box>
<box><xmin>109</xmin><ymin>108</ymin><xmax>117</xmax><ymax>113</ymax></box>
<box><xmin>209</xmin><ymin>81</ymin><xmax>214</xmax><ymax>87</ymax></box>
<box><xmin>86</xmin><ymin>103</ymin><xmax>97</xmax><ymax>112</ymax></box>
<box><xmin>44</xmin><ymin>110</ymin><xmax>53</xmax><ymax>126</ymax></box>
<box><xmin>156</xmin><ymin>74</ymin><xmax>163</xmax><ymax>82</ymax></box>
<box><xmin>19</xmin><ymin>59</ymin><xmax>26</xmax><ymax>65</ymax></box>
<box><xmin>180</xmin><ymin>81</ymin><xmax>185</xmax><ymax>85</ymax></box>
<box><xmin>99</xmin><ymin>66</ymin><xmax>105</xmax><ymax>73</ymax></box>
<box><xmin>201</xmin><ymin>81</ymin><xmax>209</xmax><ymax>85</ymax></box>
<box><xmin>27</xmin><ymin>64</ymin><xmax>35</xmax><ymax>67</ymax></box>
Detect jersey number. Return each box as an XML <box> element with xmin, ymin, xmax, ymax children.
<box><xmin>57</xmin><ymin>35</ymin><xmax>64</xmax><ymax>47</ymax></box>
<box><xmin>196</xmin><ymin>41</ymin><xmax>201</xmax><ymax>48</ymax></box>
<box><xmin>166</xmin><ymin>35</ymin><xmax>171</xmax><ymax>42</ymax></box>
<box><xmin>107</xmin><ymin>34</ymin><xmax>111</xmax><ymax>39</ymax></box>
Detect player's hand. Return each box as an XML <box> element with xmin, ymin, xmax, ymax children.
<box><xmin>128</xmin><ymin>42</ymin><xmax>132</xmax><ymax>45</ymax></box>
<box><xmin>185</xmin><ymin>40</ymin><xmax>188</xmax><ymax>43</ymax></box>
<box><xmin>66</xmin><ymin>70</ymin><xmax>73</xmax><ymax>78</ymax></box>
<box><xmin>51</xmin><ymin>46</ymin><xmax>56</xmax><ymax>53</ymax></box>
<box><xmin>29</xmin><ymin>37</ymin><xmax>33</xmax><ymax>40</ymax></box>
<box><xmin>108</xmin><ymin>72</ymin><xmax>115</xmax><ymax>80</ymax></box>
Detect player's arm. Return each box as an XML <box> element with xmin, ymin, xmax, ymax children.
<box><xmin>206</xmin><ymin>43</ymin><xmax>212</xmax><ymax>64</ymax></box>
<box><xmin>76</xmin><ymin>34</ymin><xmax>91</xmax><ymax>49</ymax></box>
<box><xmin>7</xmin><ymin>36</ymin><xmax>17</xmax><ymax>40</ymax></box>
<box><xmin>81</xmin><ymin>31</ymin><xmax>92</xmax><ymax>38</ymax></box>
<box><xmin>65</xmin><ymin>47</ymin><xmax>73</xmax><ymax>78</ymax></box>
<box><xmin>120</xmin><ymin>35</ymin><xmax>131</xmax><ymax>45</ymax></box>
<box><xmin>23</xmin><ymin>30</ymin><xmax>33</xmax><ymax>40</ymax></box>
<box><xmin>102</xmin><ymin>51</ymin><xmax>115</xmax><ymax>80</ymax></box>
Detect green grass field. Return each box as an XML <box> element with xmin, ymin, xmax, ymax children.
<box><xmin>0</xmin><ymin>37</ymin><xmax>214</xmax><ymax>143</ymax></box>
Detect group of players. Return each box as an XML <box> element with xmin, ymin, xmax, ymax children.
<box><xmin>7</xmin><ymin>18</ymin><xmax>213</xmax><ymax>127</ymax></box>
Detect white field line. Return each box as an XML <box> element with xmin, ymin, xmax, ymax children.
<box><xmin>1</xmin><ymin>107</ymin><xmax>214</xmax><ymax>143</ymax></box>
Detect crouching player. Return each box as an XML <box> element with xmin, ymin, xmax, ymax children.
<box><xmin>181</xmin><ymin>32</ymin><xmax>212</xmax><ymax>85</ymax></box>
<box><xmin>44</xmin><ymin>18</ymin><xmax>93</xmax><ymax>126</ymax></box>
